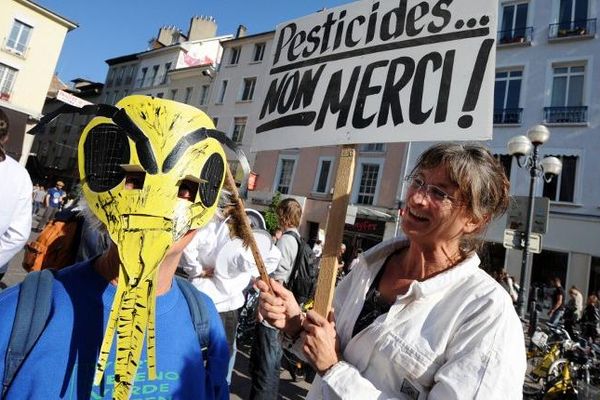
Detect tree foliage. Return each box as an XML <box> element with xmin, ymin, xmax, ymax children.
<box><xmin>264</xmin><ymin>192</ymin><xmax>281</xmax><ymax>234</ymax></box>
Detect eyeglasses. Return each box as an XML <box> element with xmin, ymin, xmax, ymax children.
<box><xmin>404</xmin><ymin>175</ymin><xmax>458</xmax><ymax>204</ymax></box>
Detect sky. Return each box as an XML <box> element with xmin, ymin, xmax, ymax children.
<box><xmin>35</xmin><ymin>0</ymin><xmax>351</xmax><ymax>84</ymax></box>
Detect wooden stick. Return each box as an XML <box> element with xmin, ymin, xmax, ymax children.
<box><xmin>223</xmin><ymin>167</ymin><xmax>272</xmax><ymax>293</ymax></box>
<box><xmin>313</xmin><ymin>144</ymin><xmax>356</xmax><ymax>317</ymax></box>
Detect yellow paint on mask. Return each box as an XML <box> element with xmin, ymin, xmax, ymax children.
<box><xmin>77</xmin><ymin>95</ymin><xmax>225</xmax><ymax>399</ymax></box>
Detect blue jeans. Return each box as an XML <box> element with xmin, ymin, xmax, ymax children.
<box><xmin>249</xmin><ymin>322</ymin><xmax>282</xmax><ymax>400</ymax></box>
<box><xmin>548</xmin><ymin>309</ymin><xmax>564</xmax><ymax>327</ymax></box>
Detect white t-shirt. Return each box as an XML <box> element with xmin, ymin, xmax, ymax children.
<box><xmin>0</xmin><ymin>156</ymin><xmax>32</xmax><ymax>269</ymax></box>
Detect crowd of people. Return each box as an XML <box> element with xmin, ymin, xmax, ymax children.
<box><xmin>2</xmin><ymin>95</ymin><xmax>598</xmax><ymax>399</ymax></box>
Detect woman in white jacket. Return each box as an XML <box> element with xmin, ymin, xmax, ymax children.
<box><xmin>257</xmin><ymin>143</ymin><xmax>526</xmax><ymax>399</ymax></box>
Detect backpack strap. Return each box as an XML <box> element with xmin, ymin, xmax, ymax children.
<box><xmin>282</xmin><ymin>230</ymin><xmax>302</xmax><ymax>279</ymax></box>
<box><xmin>175</xmin><ymin>276</ymin><xmax>210</xmax><ymax>365</ymax></box>
<box><xmin>2</xmin><ymin>270</ymin><xmax>55</xmax><ymax>398</ymax></box>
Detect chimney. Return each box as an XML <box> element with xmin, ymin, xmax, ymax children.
<box><xmin>188</xmin><ymin>16</ymin><xmax>217</xmax><ymax>41</ymax></box>
<box><xmin>157</xmin><ymin>25</ymin><xmax>183</xmax><ymax>46</ymax></box>
<box><xmin>235</xmin><ymin>24</ymin><xmax>247</xmax><ymax>38</ymax></box>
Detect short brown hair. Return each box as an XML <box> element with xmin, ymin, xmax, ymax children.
<box><xmin>411</xmin><ymin>143</ymin><xmax>510</xmax><ymax>253</ymax></box>
<box><xmin>277</xmin><ymin>198</ymin><xmax>302</xmax><ymax>229</ymax></box>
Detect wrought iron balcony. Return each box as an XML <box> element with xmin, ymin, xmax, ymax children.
<box><xmin>549</xmin><ymin>18</ymin><xmax>596</xmax><ymax>39</ymax></box>
<box><xmin>497</xmin><ymin>27</ymin><xmax>534</xmax><ymax>45</ymax></box>
<box><xmin>544</xmin><ymin>106</ymin><xmax>587</xmax><ymax>123</ymax></box>
<box><xmin>494</xmin><ymin>108</ymin><xmax>523</xmax><ymax>124</ymax></box>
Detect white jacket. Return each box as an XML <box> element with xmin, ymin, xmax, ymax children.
<box><xmin>180</xmin><ymin>216</ymin><xmax>281</xmax><ymax>312</ymax></box>
<box><xmin>306</xmin><ymin>237</ymin><xmax>526</xmax><ymax>400</ymax></box>
<box><xmin>0</xmin><ymin>156</ymin><xmax>32</xmax><ymax>269</ymax></box>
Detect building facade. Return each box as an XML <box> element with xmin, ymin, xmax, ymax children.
<box><xmin>0</xmin><ymin>0</ymin><xmax>76</xmax><ymax>163</ymax></box>
<box><xmin>405</xmin><ymin>0</ymin><xmax>600</xmax><ymax>299</ymax></box>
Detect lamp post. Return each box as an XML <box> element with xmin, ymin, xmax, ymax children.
<box><xmin>507</xmin><ymin>125</ymin><xmax>563</xmax><ymax>318</ymax></box>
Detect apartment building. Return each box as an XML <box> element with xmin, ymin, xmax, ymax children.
<box><xmin>0</xmin><ymin>0</ymin><xmax>76</xmax><ymax>163</ymax></box>
<box><xmin>103</xmin><ymin>17</ymin><xmax>230</xmax><ymax>110</ymax></box>
<box><xmin>30</xmin><ymin>78</ymin><xmax>103</xmax><ymax>188</ymax></box>
<box><xmin>206</xmin><ymin>28</ymin><xmax>275</xmax><ymax>175</ymax></box>
<box><xmin>406</xmin><ymin>0</ymin><xmax>600</xmax><ymax>297</ymax></box>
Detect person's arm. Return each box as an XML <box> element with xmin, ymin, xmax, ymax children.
<box><xmin>0</xmin><ymin>178</ymin><xmax>32</xmax><ymax>266</ymax></box>
<box><xmin>43</xmin><ymin>193</ymin><xmax>50</xmax><ymax>208</ymax></box>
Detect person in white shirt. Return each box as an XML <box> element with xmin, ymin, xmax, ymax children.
<box><xmin>179</xmin><ymin>208</ymin><xmax>281</xmax><ymax>384</ymax></box>
<box><xmin>257</xmin><ymin>143</ymin><xmax>526</xmax><ymax>399</ymax></box>
<box><xmin>0</xmin><ymin>113</ymin><xmax>33</xmax><ymax>282</ymax></box>
<box><xmin>312</xmin><ymin>240</ymin><xmax>323</xmax><ymax>259</ymax></box>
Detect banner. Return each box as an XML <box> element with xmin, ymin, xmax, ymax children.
<box><xmin>253</xmin><ymin>0</ymin><xmax>498</xmax><ymax>151</ymax></box>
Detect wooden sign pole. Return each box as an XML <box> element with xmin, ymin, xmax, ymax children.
<box><xmin>223</xmin><ymin>167</ymin><xmax>272</xmax><ymax>292</ymax></box>
<box><xmin>313</xmin><ymin>144</ymin><xmax>356</xmax><ymax>317</ymax></box>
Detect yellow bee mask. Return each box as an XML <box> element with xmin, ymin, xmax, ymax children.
<box><xmin>77</xmin><ymin>95</ymin><xmax>226</xmax><ymax>398</ymax></box>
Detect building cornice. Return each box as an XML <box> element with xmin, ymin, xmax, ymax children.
<box><xmin>17</xmin><ymin>0</ymin><xmax>78</xmax><ymax>31</ymax></box>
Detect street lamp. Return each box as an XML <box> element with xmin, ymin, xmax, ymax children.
<box><xmin>507</xmin><ymin>125</ymin><xmax>562</xmax><ymax>318</ymax></box>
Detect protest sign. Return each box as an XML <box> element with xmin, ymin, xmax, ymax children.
<box><xmin>253</xmin><ymin>0</ymin><xmax>498</xmax><ymax>151</ymax></box>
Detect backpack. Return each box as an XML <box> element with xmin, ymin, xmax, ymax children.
<box><xmin>283</xmin><ymin>231</ymin><xmax>318</xmax><ymax>305</ymax></box>
<box><xmin>22</xmin><ymin>210</ymin><xmax>82</xmax><ymax>272</ymax></box>
<box><xmin>1</xmin><ymin>270</ymin><xmax>211</xmax><ymax>398</ymax></box>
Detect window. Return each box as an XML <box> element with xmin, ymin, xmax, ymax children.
<box><xmin>0</xmin><ymin>63</ymin><xmax>18</xmax><ymax>99</ymax></box>
<box><xmin>184</xmin><ymin>87</ymin><xmax>193</xmax><ymax>104</ymax></box>
<box><xmin>253</xmin><ymin>43</ymin><xmax>266</xmax><ymax>62</ymax></box>
<box><xmin>217</xmin><ymin>80</ymin><xmax>228</xmax><ymax>103</ymax></box>
<box><xmin>359</xmin><ymin>143</ymin><xmax>385</xmax><ymax>152</ymax></box>
<box><xmin>6</xmin><ymin>20</ymin><xmax>32</xmax><ymax>54</ymax></box>
<box><xmin>149</xmin><ymin>65</ymin><xmax>159</xmax><ymax>86</ymax></box>
<box><xmin>275</xmin><ymin>157</ymin><xmax>296</xmax><ymax>194</ymax></box>
<box><xmin>494</xmin><ymin>70</ymin><xmax>523</xmax><ymax>124</ymax></box>
<box><xmin>313</xmin><ymin>157</ymin><xmax>334</xmax><ymax>193</ymax></box>
<box><xmin>169</xmin><ymin>89</ymin><xmax>178</xmax><ymax>100</ymax></box>
<box><xmin>231</xmin><ymin>117</ymin><xmax>246</xmax><ymax>143</ymax></box>
<box><xmin>198</xmin><ymin>84</ymin><xmax>209</xmax><ymax>105</ymax></box>
<box><xmin>355</xmin><ymin>161</ymin><xmax>382</xmax><ymax>205</ymax></box>
<box><xmin>240</xmin><ymin>78</ymin><xmax>256</xmax><ymax>101</ymax></box>
<box><xmin>229</xmin><ymin>47</ymin><xmax>241</xmax><ymax>65</ymax></box>
<box><xmin>115</xmin><ymin>67</ymin><xmax>125</xmax><ymax>85</ymax></box>
<box><xmin>137</xmin><ymin>67</ymin><xmax>147</xmax><ymax>88</ymax></box>
<box><xmin>106</xmin><ymin>69</ymin><xmax>115</xmax><ymax>87</ymax></box>
<box><xmin>559</xmin><ymin>0</ymin><xmax>588</xmax><ymax>29</ymax></box>
<box><xmin>500</xmin><ymin>3</ymin><xmax>528</xmax><ymax>43</ymax></box>
<box><xmin>124</xmin><ymin>65</ymin><xmax>134</xmax><ymax>85</ymax></box>
<box><xmin>551</xmin><ymin>65</ymin><xmax>584</xmax><ymax>107</ymax></box>
<box><xmin>546</xmin><ymin>64</ymin><xmax>586</xmax><ymax>123</ymax></box>
<box><xmin>542</xmin><ymin>155</ymin><xmax>577</xmax><ymax>202</ymax></box>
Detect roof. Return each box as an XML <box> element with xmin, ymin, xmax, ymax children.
<box><xmin>222</xmin><ymin>30</ymin><xmax>275</xmax><ymax>44</ymax></box>
<box><xmin>105</xmin><ymin>53</ymin><xmax>139</xmax><ymax>65</ymax></box>
<box><xmin>20</xmin><ymin>0</ymin><xmax>78</xmax><ymax>30</ymax></box>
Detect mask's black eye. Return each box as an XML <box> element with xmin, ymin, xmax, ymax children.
<box><xmin>199</xmin><ymin>153</ymin><xmax>224</xmax><ymax>207</ymax></box>
<box><xmin>84</xmin><ymin>123</ymin><xmax>130</xmax><ymax>192</ymax></box>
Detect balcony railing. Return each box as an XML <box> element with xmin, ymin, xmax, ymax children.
<box><xmin>497</xmin><ymin>27</ymin><xmax>534</xmax><ymax>45</ymax></box>
<box><xmin>549</xmin><ymin>18</ymin><xmax>596</xmax><ymax>39</ymax></box>
<box><xmin>0</xmin><ymin>91</ymin><xmax>10</xmax><ymax>101</ymax></box>
<box><xmin>1</xmin><ymin>37</ymin><xmax>29</xmax><ymax>58</ymax></box>
<box><xmin>544</xmin><ymin>106</ymin><xmax>588</xmax><ymax>123</ymax></box>
<box><xmin>494</xmin><ymin>108</ymin><xmax>523</xmax><ymax>124</ymax></box>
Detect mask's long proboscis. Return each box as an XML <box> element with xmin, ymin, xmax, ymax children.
<box><xmin>112</xmin><ymin>280</ymin><xmax>154</xmax><ymax>399</ymax></box>
<box><xmin>93</xmin><ymin>230</ymin><xmax>170</xmax><ymax>400</ymax></box>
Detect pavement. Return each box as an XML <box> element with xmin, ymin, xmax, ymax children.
<box><xmin>0</xmin><ymin>227</ymin><xmax>312</xmax><ymax>399</ymax></box>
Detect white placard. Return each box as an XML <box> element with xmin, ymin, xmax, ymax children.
<box><xmin>253</xmin><ymin>0</ymin><xmax>498</xmax><ymax>151</ymax></box>
<box><xmin>57</xmin><ymin>90</ymin><xmax>92</xmax><ymax>108</ymax></box>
